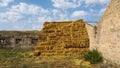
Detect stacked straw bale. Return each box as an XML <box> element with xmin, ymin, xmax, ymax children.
<box><xmin>35</xmin><ymin>19</ymin><xmax>89</xmax><ymax>56</ymax></box>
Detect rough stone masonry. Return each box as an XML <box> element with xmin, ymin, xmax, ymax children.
<box><xmin>96</xmin><ymin>0</ymin><xmax>120</xmax><ymax>64</ymax></box>
<box><xmin>0</xmin><ymin>31</ymin><xmax>39</xmax><ymax>49</ymax></box>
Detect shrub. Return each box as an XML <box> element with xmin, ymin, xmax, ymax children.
<box><xmin>84</xmin><ymin>50</ymin><xmax>103</xmax><ymax>64</ymax></box>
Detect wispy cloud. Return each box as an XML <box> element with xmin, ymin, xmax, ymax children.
<box><xmin>52</xmin><ymin>0</ymin><xmax>81</xmax><ymax>9</ymax></box>
<box><xmin>0</xmin><ymin>0</ymin><xmax>14</xmax><ymax>7</ymax></box>
<box><xmin>72</xmin><ymin>10</ymin><xmax>88</xmax><ymax>18</ymax></box>
<box><xmin>85</xmin><ymin>0</ymin><xmax>110</xmax><ymax>5</ymax></box>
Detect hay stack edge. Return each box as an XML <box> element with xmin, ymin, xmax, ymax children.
<box><xmin>34</xmin><ymin>19</ymin><xmax>92</xmax><ymax>56</ymax></box>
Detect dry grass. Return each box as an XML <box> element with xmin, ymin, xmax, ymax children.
<box><xmin>0</xmin><ymin>49</ymin><xmax>91</xmax><ymax>68</ymax></box>
<box><xmin>0</xmin><ymin>49</ymin><xmax>119</xmax><ymax>68</ymax></box>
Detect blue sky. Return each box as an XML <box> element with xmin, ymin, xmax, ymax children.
<box><xmin>0</xmin><ymin>0</ymin><xmax>110</xmax><ymax>30</ymax></box>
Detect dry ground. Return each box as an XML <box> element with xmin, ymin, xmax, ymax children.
<box><xmin>0</xmin><ymin>49</ymin><xmax>119</xmax><ymax>68</ymax></box>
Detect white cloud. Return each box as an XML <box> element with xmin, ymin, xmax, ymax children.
<box><xmin>10</xmin><ymin>3</ymin><xmax>49</xmax><ymax>15</ymax></box>
<box><xmin>52</xmin><ymin>0</ymin><xmax>81</xmax><ymax>9</ymax></box>
<box><xmin>0</xmin><ymin>0</ymin><xmax>14</xmax><ymax>7</ymax></box>
<box><xmin>52</xmin><ymin>0</ymin><xmax>110</xmax><ymax>9</ymax></box>
<box><xmin>0</xmin><ymin>2</ymin><xmax>54</xmax><ymax>30</ymax></box>
<box><xmin>0</xmin><ymin>3</ymin><xmax>50</xmax><ymax>23</ymax></box>
<box><xmin>37</xmin><ymin>16</ymin><xmax>52</xmax><ymax>22</ymax></box>
<box><xmin>52</xmin><ymin>9</ymin><xmax>69</xmax><ymax>20</ymax></box>
<box><xmin>89</xmin><ymin>8</ymin><xmax>107</xmax><ymax>17</ymax></box>
<box><xmin>72</xmin><ymin>10</ymin><xmax>88</xmax><ymax>18</ymax></box>
<box><xmin>0</xmin><ymin>11</ymin><xmax>22</xmax><ymax>22</ymax></box>
<box><xmin>85</xmin><ymin>0</ymin><xmax>110</xmax><ymax>5</ymax></box>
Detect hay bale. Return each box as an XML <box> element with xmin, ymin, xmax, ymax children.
<box><xmin>35</xmin><ymin>19</ymin><xmax>89</xmax><ymax>56</ymax></box>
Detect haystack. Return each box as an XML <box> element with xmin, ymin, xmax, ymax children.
<box><xmin>35</xmin><ymin>19</ymin><xmax>89</xmax><ymax>56</ymax></box>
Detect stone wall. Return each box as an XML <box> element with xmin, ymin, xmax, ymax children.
<box><xmin>35</xmin><ymin>19</ymin><xmax>90</xmax><ymax>56</ymax></box>
<box><xmin>85</xmin><ymin>24</ymin><xmax>96</xmax><ymax>50</ymax></box>
<box><xmin>96</xmin><ymin>0</ymin><xmax>120</xmax><ymax>64</ymax></box>
<box><xmin>0</xmin><ymin>31</ymin><xmax>39</xmax><ymax>49</ymax></box>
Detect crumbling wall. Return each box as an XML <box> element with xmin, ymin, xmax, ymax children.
<box><xmin>0</xmin><ymin>31</ymin><xmax>39</xmax><ymax>49</ymax></box>
<box><xmin>35</xmin><ymin>19</ymin><xmax>89</xmax><ymax>56</ymax></box>
<box><xmin>96</xmin><ymin>0</ymin><xmax>120</xmax><ymax>64</ymax></box>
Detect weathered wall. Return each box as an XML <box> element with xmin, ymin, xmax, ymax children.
<box><xmin>85</xmin><ymin>24</ymin><xmax>96</xmax><ymax>50</ymax></box>
<box><xmin>96</xmin><ymin>0</ymin><xmax>120</xmax><ymax>64</ymax></box>
<box><xmin>35</xmin><ymin>19</ymin><xmax>89</xmax><ymax>56</ymax></box>
<box><xmin>0</xmin><ymin>31</ymin><xmax>39</xmax><ymax>49</ymax></box>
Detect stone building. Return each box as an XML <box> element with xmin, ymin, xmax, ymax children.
<box><xmin>0</xmin><ymin>31</ymin><xmax>39</xmax><ymax>49</ymax></box>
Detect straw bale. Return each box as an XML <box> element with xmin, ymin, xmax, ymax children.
<box><xmin>35</xmin><ymin>19</ymin><xmax>90</xmax><ymax>56</ymax></box>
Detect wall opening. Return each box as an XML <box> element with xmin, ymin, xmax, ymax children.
<box><xmin>0</xmin><ymin>38</ymin><xmax>6</xmax><ymax>44</ymax></box>
<box><xmin>16</xmin><ymin>39</ymin><xmax>22</xmax><ymax>44</ymax></box>
<box><xmin>31</xmin><ymin>39</ymin><xmax>38</xmax><ymax>44</ymax></box>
